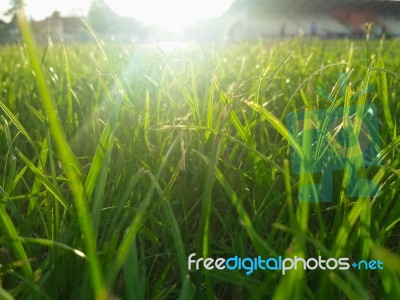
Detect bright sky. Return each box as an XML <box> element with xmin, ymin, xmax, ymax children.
<box><xmin>0</xmin><ymin>0</ymin><xmax>235</xmax><ymax>30</ymax></box>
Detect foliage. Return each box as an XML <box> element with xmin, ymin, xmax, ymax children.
<box><xmin>0</xmin><ymin>31</ymin><xmax>399</xmax><ymax>299</ymax></box>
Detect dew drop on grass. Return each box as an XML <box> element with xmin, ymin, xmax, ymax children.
<box><xmin>73</xmin><ymin>249</ymin><xmax>86</xmax><ymax>259</ymax></box>
<box><xmin>367</xmin><ymin>107</ymin><xmax>375</xmax><ymax>116</ymax></box>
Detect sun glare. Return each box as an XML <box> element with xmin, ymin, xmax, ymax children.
<box><xmin>3</xmin><ymin>0</ymin><xmax>234</xmax><ymax>33</ymax></box>
<box><xmin>25</xmin><ymin>0</ymin><xmax>92</xmax><ymax>20</ymax></box>
<box><xmin>108</xmin><ymin>0</ymin><xmax>234</xmax><ymax>32</ymax></box>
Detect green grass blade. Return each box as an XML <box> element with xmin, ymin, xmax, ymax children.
<box><xmin>17</xmin><ymin>9</ymin><xmax>107</xmax><ymax>299</ymax></box>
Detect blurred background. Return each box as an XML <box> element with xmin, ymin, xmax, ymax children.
<box><xmin>0</xmin><ymin>0</ymin><xmax>400</xmax><ymax>43</ymax></box>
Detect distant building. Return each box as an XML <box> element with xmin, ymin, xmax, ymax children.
<box><xmin>210</xmin><ymin>0</ymin><xmax>400</xmax><ymax>40</ymax></box>
<box><xmin>31</xmin><ymin>12</ymin><xmax>88</xmax><ymax>42</ymax></box>
<box><xmin>0</xmin><ymin>1</ymin><xmax>145</xmax><ymax>44</ymax></box>
<box><xmin>0</xmin><ymin>13</ymin><xmax>87</xmax><ymax>44</ymax></box>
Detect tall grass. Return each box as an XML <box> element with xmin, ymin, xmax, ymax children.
<box><xmin>0</xmin><ymin>15</ymin><xmax>399</xmax><ymax>299</ymax></box>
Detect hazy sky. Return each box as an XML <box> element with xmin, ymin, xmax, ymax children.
<box><xmin>0</xmin><ymin>0</ymin><xmax>235</xmax><ymax>30</ymax></box>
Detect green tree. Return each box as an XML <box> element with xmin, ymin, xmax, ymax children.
<box><xmin>88</xmin><ymin>0</ymin><xmax>118</xmax><ymax>33</ymax></box>
<box><xmin>5</xmin><ymin>0</ymin><xmax>24</xmax><ymax>17</ymax></box>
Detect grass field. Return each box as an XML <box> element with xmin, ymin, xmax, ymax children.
<box><xmin>0</xmin><ymin>19</ymin><xmax>400</xmax><ymax>300</ymax></box>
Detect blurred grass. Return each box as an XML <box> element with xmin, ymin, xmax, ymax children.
<box><xmin>0</xmin><ymin>16</ymin><xmax>399</xmax><ymax>299</ymax></box>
